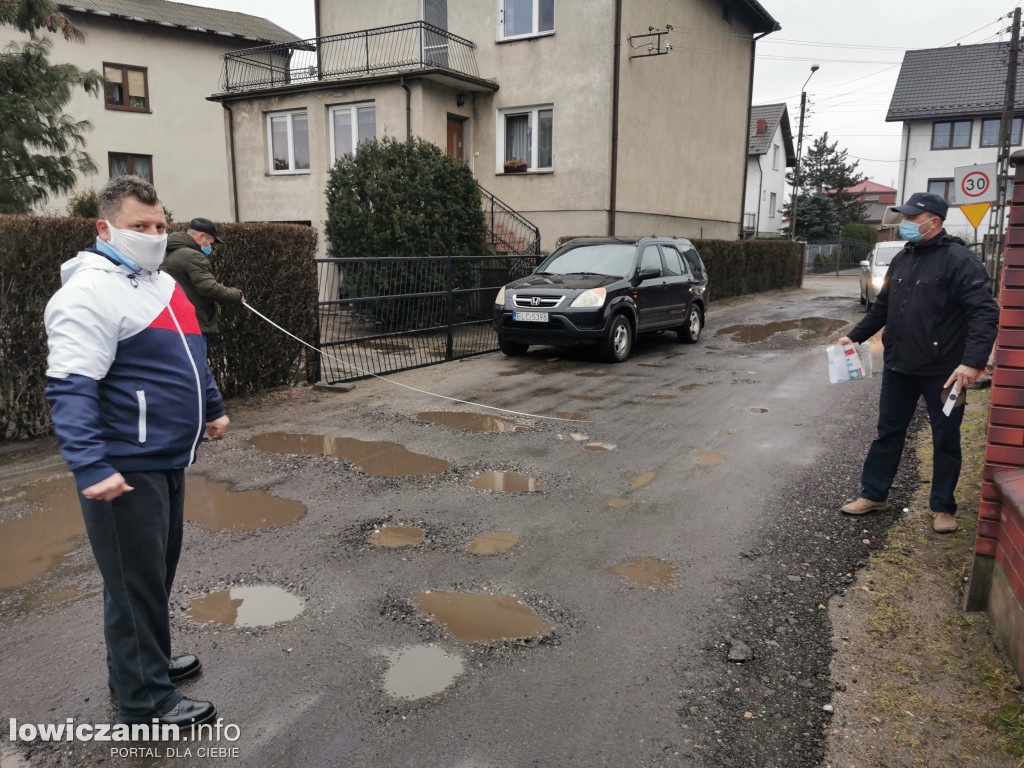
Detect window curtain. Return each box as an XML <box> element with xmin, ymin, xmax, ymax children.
<box><xmin>505</xmin><ymin>114</ymin><xmax>530</xmax><ymax>164</ymax></box>
<box><xmin>271</xmin><ymin>116</ymin><xmax>289</xmax><ymax>170</ymax></box>
<box><xmin>132</xmin><ymin>156</ymin><xmax>152</xmax><ymax>183</ymax></box>
<box><xmin>333</xmin><ymin>111</ymin><xmax>353</xmax><ymax>161</ymax></box>
<box><xmin>127</xmin><ymin>69</ymin><xmax>146</xmax><ymax>109</ymax></box>
<box><xmin>109</xmin><ymin>154</ymin><xmax>129</xmax><ymax>177</ymax></box>
<box><xmin>538</xmin><ymin>108</ymin><xmax>552</xmax><ymax>168</ymax></box>
<box><xmin>292</xmin><ymin>114</ymin><xmax>310</xmax><ymax>170</ymax></box>
<box><xmin>357</xmin><ymin>106</ymin><xmax>376</xmax><ymax>146</ymax></box>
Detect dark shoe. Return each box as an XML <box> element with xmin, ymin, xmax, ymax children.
<box><xmin>933</xmin><ymin>512</ymin><xmax>958</xmax><ymax>533</ymax></box>
<box><xmin>169</xmin><ymin>654</ymin><xmax>202</xmax><ymax>682</ymax></box>
<box><xmin>157</xmin><ymin>697</ymin><xmax>217</xmax><ymax>728</ymax></box>
<box><xmin>840</xmin><ymin>497</ymin><xmax>892</xmax><ymax>515</ymax></box>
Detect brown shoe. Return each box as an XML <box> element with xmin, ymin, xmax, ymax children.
<box><xmin>933</xmin><ymin>513</ymin><xmax>958</xmax><ymax>533</ymax></box>
<box><xmin>840</xmin><ymin>497</ymin><xmax>892</xmax><ymax>515</ymax></box>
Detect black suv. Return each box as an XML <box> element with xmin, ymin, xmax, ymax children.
<box><xmin>493</xmin><ymin>237</ymin><xmax>709</xmax><ymax>363</ymax></box>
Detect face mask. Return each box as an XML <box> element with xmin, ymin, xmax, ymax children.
<box><xmin>899</xmin><ymin>217</ymin><xmax>935</xmax><ymax>244</ymax></box>
<box><xmin>103</xmin><ymin>220</ymin><xmax>167</xmax><ymax>272</ymax></box>
<box><xmin>201</xmin><ymin>245</ymin><xmax>213</xmax><ymax>256</ymax></box>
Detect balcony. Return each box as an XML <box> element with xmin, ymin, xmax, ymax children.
<box><xmin>220</xmin><ymin>21</ymin><xmax>491</xmax><ymax>94</ymax></box>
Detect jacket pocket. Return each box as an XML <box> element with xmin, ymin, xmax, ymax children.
<box><xmin>136</xmin><ymin>389</ymin><xmax>147</xmax><ymax>444</ymax></box>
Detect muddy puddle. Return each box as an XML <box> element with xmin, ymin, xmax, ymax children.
<box><xmin>530</xmin><ymin>387</ymin><xmax>563</xmax><ymax>397</ymax></box>
<box><xmin>466</xmin><ymin>531</ymin><xmax>520</xmax><ymax>554</ymax></box>
<box><xmin>696</xmin><ymin>451</ymin><xmax>726</xmax><ymax>467</ymax></box>
<box><xmin>627</xmin><ymin>471</ymin><xmax>657</xmax><ymax>492</ymax></box>
<box><xmin>371</xmin><ymin>525</ymin><xmax>425</xmax><ymax>548</ymax></box>
<box><xmin>498</xmin><ymin>370</ymin><xmax>527</xmax><ymax>377</ymax></box>
<box><xmin>570</xmin><ymin>394</ymin><xmax>603</xmax><ymax>402</ymax></box>
<box><xmin>574</xmin><ymin>371</ymin><xmax>605</xmax><ymax>378</ymax></box>
<box><xmin>609</xmin><ymin>557</ymin><xmax>677</xmax><ymax>588</ymax></box>
<box><xmin>637</xmin><ymin>362</ymin><xmax>669</xmax><ymax>368</ymax></box>
<box><xmin>607</xmin><ymin>498</ymin><xmax>631</xmax><ymax>509</ymax></box>
<box><xmin>378</xmin><ymin>645</ymin><xmax>465</xmax><ymax>700</ymax></box>
<box><xmin>186</xmin><ymin>585</ymin><xmax>304</xmax><ymax>627</ymax></box>
<box><xmin>251</xmin><ymin>432</ymin><xmax>450</xmax><ymax>477</ymax></box>
<box><xmin>416</xmin><ymin>411</ymin><xmax>526</xmax><ymax>433</ymax></box>
<box><xmin>583</xmin><ymin>443</ymin><xmax>617</xmax><ymax>452</ymax></box>
<box><xmin>747</xmin><ymin>407</ymin><xmax>770</xmax><ymax>414</ymax></box>
<box><xmin>717</xmin><ymin>317</ymin><xmax>847</xmax><ymax>344</ymax></box>
<box><xmin>678</xmin><ymin>383</ymin><xmax>709</xmax><ymax>392</ymax></box>
<box><xmin>0</xmin><ymin>474</ymin><xmax>305</xmax><ymax>589</ymax></box>
<box><xmin>413</xmin><ymin>591</ymin><xmax>552</xmax><ymax>642</ymax></box>
<box><xmin>470</xmin><ymin>472</ymin><xmax>545</xmax><ymax>492</ymax></box>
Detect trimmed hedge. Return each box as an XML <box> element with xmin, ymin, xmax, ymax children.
<box><xmin>1</xmin><ymin>216</ymin><xmax>317</xmax><ymax>440</ymax></box>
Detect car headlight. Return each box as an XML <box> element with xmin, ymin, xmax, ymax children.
<box><xmin>495</xmin><ymin>286</ymin><xmax>506</xmax><ymax>306</ymax></box>
<box><xmin>570</xmin><ymin>287</ymin><xmax>607</xmax><ymax>308</ymax></box>
<box><xmin>871</xmin><ymin>274</ymin><xmax>885</xmax><ymax>289</ymax></box>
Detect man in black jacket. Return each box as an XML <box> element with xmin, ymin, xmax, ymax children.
<box><xmin>163</xmin><ymin>218</ymin><xmax>243</xmax><ymax>335</ymax></box>
<box><xmin>837</xmin><ymin>192</ymin><xmax>999</xmax><ymax>533</ymax></box>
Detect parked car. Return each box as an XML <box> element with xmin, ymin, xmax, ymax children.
<box><xmin>493</xmin><ymin>236</ymin><xmax>709</xmax><ymax>363</ymax></box>
<box><xmin>859</xmin><ymin>241</ymin><xmax>904</xmax><ymax>310</ymax></box>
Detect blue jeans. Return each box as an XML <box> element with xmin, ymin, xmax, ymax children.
<box><xmin>861</xmin><ymin>367</ymin><xmax>964</xmax><ymax>515</ymax></box>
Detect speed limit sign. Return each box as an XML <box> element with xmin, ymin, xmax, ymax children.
<box><xmin>954</xmin><ymin>163</ymin><xmax>998</xmax><ymax>203</ymax></box>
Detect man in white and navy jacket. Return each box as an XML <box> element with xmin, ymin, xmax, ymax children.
<box><xmin>45</xmin><ymin>175</ymin><xmax>226</xmax><ymax>727</ymax></box>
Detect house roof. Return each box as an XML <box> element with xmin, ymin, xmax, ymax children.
<box><xmin>748</xmin><ymin>103</ymin><xmax>796</xmax><ymax>165</ymax></box>
<box><xmin>844</xmin><ymin>180</ymin><xmax>896</xmax><ymax>195</ymax></box>
<box><xmin>886</xmin><ymin>42</ymin><xmax>1024</xmax><ymax>122</ymax></box>
<box><xmin>736</xmin><ymin>0</ymin><xmax>781</xmax><ymax>35</ymax></box>
<box><xmin>58</xmin><ymin>0</ymin><xmax>298</xmax><ymax>44</ymax></box>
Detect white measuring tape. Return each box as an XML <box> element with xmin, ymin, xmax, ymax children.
<box><xmin>242</xmin><ymin>302</ymin><xmax>593</xmax><ymax>423</ymax></box>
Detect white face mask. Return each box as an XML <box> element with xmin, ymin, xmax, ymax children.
<box><xmin>104</xmin><ymin>220</ymin><xmax>167</xmax><ymax>273</ymax></box>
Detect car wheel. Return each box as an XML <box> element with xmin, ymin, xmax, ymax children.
<box><xmin>678</xmin><ymin>305</ymin><xmax>703</xmax><ymax>344</ymax></box>
<box><xmin>599</xmin><ymin>314</ymin><xmax>632</xmax><ymax>363</ymax></box>
<box><xmin>498</xmin><ymin>337</ymin><xmax>529</xmax><ymax>356</ymax></box>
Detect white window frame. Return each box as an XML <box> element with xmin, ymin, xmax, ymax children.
<box><xmin>772</xmin><ymin>144</ymin><xmax>779</xmax><ymax>170</ymax></box>
<box><xmin>329</xmin><ymin>102</ymin><xmax>376</xmax><ymax>165</ymax></box>
<box><xmin>266</xmin><ymin>109</ymin><xmax>310</xmax><ymax>175</ymax></box>
<box><xmin>496</xmin><ymin>104</ymin><xmax>553</xmax><ymax>173</ymax></box>
<box><xmin>769</xmin><ymin>192</ymin><xmax>777</xmax><ymax>217</ymax></box>
<box><xmin>496</xmin><ymin>0</ymin><xmax>555</xmax><ymax>41</ymax></box>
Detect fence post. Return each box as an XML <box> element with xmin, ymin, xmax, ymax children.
<box><xmin>365</xmin><ymin>31</ymin><xmax>370</xmax><ymax>74</ymax></box>
<box><xmin>445</xmin><ymin>258</ymin><xmax>455</xmax><ymax>360</ymax></box>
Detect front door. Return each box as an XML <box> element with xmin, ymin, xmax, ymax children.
<box><xmin>634</xmin><ymin>244</ymin><xmax>670</xmax><ymax>328</ymax></box>
<box><xmin>447</xmin><ymin>117</ymin><xmax>464</xmax><ymax>162</ymax></box>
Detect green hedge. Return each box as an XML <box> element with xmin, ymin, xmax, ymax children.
<box><xmin>0</xmin><ymin>216</ymin><xmax>318</xmax><ymax>440</ymax></box>
<box><xmin>693</xmin><ymin>238</ymin><xmax>803</xmax><ymax>300</ymax></box>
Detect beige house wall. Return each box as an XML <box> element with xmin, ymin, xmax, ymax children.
<box><xmin>37</xmin><ymin>16</ymin><xmax>249</xmax><ymax>221</ymax></box>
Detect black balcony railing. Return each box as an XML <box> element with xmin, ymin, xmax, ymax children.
<box><xmin>220</xmin><ymin>21</ymin><xmax>481</xmax><ymax>93</ymax></box>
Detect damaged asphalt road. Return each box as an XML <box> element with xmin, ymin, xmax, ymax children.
<box><xmin>0</xmin><ymin>278</ymin><xmax>916</xmax><ymax>767</ymax></box>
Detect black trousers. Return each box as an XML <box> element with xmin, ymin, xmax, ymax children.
<box><xmin>79</xmin><ymin>469</ymin><xmax>185</xmax><ymax>723</ymax></box>
<box><xmin>860</xmin><ymin>367</ymin><xmax>965</xmax><ymax>515</ymax></box>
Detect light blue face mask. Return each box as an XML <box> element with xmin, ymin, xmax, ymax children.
<box><xmin>899</xmin><ymin>217</ymin><xmax>935</xmax><ymax>244</ymax></box>
<box><xmin>201</xmin><ymin>245</ymin><xmax>212</xmax><ymax>256</ymax></box>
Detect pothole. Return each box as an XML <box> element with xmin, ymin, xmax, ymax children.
<box><xmin>466</xmin><ymin>531</ymin><xmax>520</xmax><ymax>554</ymax></box>
<box><xmin>717</xmin><ymin>317</ymin><xmax>847</xmax><ymax>344</ymax></box>
<box><xmin>416</xmin><ymin>411</ymin><xmax>527</xmax><ymax>433</ymax></box>
<box><xmin>583</xmin><ymin>443</ymin><xmax>617</xmax><ymax>452</ymax></box>
<box><xmin>250</xmin><ymin>432</ymin><xmax>451</xmax><ymax>477</ymax></box>
<box><xmin>186</xmin><ymin>585</ymin><xmax>304</xmax><ymax>627</ymax></box>
<box><xmin>413</xmin><ymin>591</ymin><xmax>553</xmax><ymax>642</ymax></box>
<box><xmin>186</xmin><ymin>477</ymin><xmax>306</xmax><ymax>532</ymax></box>
<box><xmin>377</xmin><ymin>644</ymin><xmax>465</xmax><ymax>700</ymax></box>
<box><xmin>370</xmin><ymin>525</ymin><xmax>425</xmax><ymax>548</ymax></box>
<box><xmin>747</xmin><ymin>408</ymin><xmax>770</xmax><ymax>414</ymax></box>
<box><xmin>696</xmin><ymin>451</ymin><xmax>726</xmax><ymax>467</ymax></box>
<box><xmin>609</xmin><ymin>557</ymin><xmax>677</xmax><ymax>588</ymax></box>
<box><xmin>470</xmin><ymin>472</ymin><xmax>545</xmax><ymax>492</ymax></box>
<box><xmin>626</xmin><ymin>471</ymin><xmax>657</xmax><ymax>491</ymax></box>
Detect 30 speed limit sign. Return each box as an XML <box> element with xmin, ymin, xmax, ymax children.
<box><xmin>954</xmin><ymin>163</ymin><xmax>998</xmax><ymax>203</ymax></box>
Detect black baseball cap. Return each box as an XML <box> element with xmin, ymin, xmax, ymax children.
<box><xmin>889</xmin><ymin>192</ymin><xmax>949</xmax><ymax>221</ymax></box>
<box><xmin>189</xmin><ymin>217</ymin><xmax>224</xmax><ymax>243</ymax></box>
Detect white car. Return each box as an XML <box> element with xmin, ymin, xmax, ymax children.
<box><xmin>859</xmin><ymin>242</ymin><xmax>904</xmax><ymax>310</ymax></box>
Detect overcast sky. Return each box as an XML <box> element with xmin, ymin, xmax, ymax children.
<box><xmin>193</xmin><ymin>0</ymin><xmax>1020</xmax><ymax>192</ymax></box>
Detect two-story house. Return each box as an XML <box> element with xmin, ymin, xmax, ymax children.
<box><xmin>210</xmin><ymin>0</ymin><xmax>780</xmax><ymax>255</ymax></box>
<box><xmin>887</xmin><ymin>42</ymin><xmax>1023</xmax><ymax>242</ymax></box>
<box><xmin>35</xmin><ymin>1</ymin><xmax>297</xmax><ymax>219</ymax></box>
<box><xmin>743</xmin><ymin>103</ymin><xmax>794</xmax><ymax>237</ymax></box>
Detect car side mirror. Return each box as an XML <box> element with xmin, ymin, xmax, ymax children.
<box><xmin>859</xmin><ymin>260</ymin><xmax>870</xmax><ymax>267</ymax></box>
<box><xmin>636</xmin><ymin>267</ymin><xmax>661</xmax><ymax>281</ymax></box>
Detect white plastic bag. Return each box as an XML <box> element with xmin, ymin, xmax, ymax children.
<box><xmin>826</xmin><ymin>342</ymin><xmax>871</xmax><ymax>383</ymax></box>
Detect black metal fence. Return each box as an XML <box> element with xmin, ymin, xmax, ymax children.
<box><xmin>221</xmin><ymin>22</ymin><xmax>481</xmax><ymax>93</ymax></box>
<box><xmin>479</xmin><ymin>185</ymin><xmax>541</xmax><ymax>256</ymax></box>
<box><xmin>315</xmin><ymin>255</ymin><xmax>537</xmax><ymax>384</ymax></box>
<box><xmin>804</xmin><ymin>240</ymin><xmax>875</xmax><ymax>276</ymax></box>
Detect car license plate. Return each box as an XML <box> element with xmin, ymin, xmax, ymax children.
<box><xmin>514</xmin><ymin>311</ymin><xmax>548</xmax><ymax>322</ymax></box>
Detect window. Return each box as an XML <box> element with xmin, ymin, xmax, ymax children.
<box><xmin>499</xmin><ymin>0</ymin><xmax>554</xmax><ymax>39</ymax></box>
<box><xmin>769</xmin><ymin>192</ymin><xmax>777</xmax><ymax>217</ymax></box>
<box><xmin>640</xmin><ymin>245</ymin><xmax>662</xmax><ymax>275</ymax></box>
<box><xmin>104</xmin><ymin>63</ymin><xmax>148</xmax><ymax>112</ymax></box>
<box><xmin>499</xmin><ymin>105</ymin><xmax>553</xmax><ymax>172</ymax></box>
<box><xmin>681</xmin><ymin>248</ymin><xmax>704</xmax><ymax>278</ymax></box>
<box><xmin>660</xmin><ymin>246</ymin><xmax>689</xmax><ymax>277</ymax></box>
<box><xmin>109</xmin><ymin>153</ymin><xmax>153</xmax><ymax>183</ymax></box>
<box><xmin>980</xmin><ymin>117</ymin><xmax>1023</xmax><ymax>147</ymax></box>
<box><xmin>772</xmin><ymin>144</ymin><xmax>779</xmax><ymax>170</ymax></box>
<box><xmin>931</xmin><ymin>120</ymin><xmax>972</xmax><ymax>150</ymax></box>
<box><xmin>330</xmin><ymin>103</ymin><xmax>376</xmax><ymax>164</ymax></box>
<box><xmin>927</xmin><ymin>178</ymin><xmax>955</xmax><ymax>204</ymax></box>
<box><xmin>267</xmin><ymin>110</ymin><xmax>310</xmax><ymax>174</ymax></box>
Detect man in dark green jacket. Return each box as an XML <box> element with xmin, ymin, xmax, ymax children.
<box><xmin>163</xmin><ymin>218</ymin><xmax>243</xmax><ymax>334</ymax></box>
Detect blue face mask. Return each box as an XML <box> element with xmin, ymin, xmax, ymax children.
<box><xmin>201</xmin><ymin>245</ymin><xmax>212</xmax><ymax>256</ymax></box>
<box><xmin>899</xmin><ymin>217</ymin><xmax>937</xmax><ymax>244</ymax></box>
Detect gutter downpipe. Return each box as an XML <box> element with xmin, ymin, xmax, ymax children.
<box><xmin>609</xmin><ymin>0</ymin><xmax>622</xmax><ymax>236</ymax></box>
<box><xmin>223</xmin><ymin>101</ymin><xmax>239</xmax><ymax>223</ymax></box>
<box><xmin>899</xmin><ymin>123</ymin><xmax>910</xmax><ymax>201</ymax></box>
<box><xmin>755</xmin><ymin>154</ymin><xmax>764</xmax><ymax>235</ymax></box>
<box><xmin>401</xmin><ymin>77</ymin><xmax>411</xmax><ymax>139</ymax></box>
<box><xmin>740</xmin><ymin>29</ymin><xmax>772</xmax><ymax>239</ymax></box>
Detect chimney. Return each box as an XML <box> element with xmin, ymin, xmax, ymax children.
<box><xmin>756</xmin><ymin>118</ymin><xmax>767</xmax><ymax>134</ymax></box>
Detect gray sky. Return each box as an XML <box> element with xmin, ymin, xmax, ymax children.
<box><xmin>194</xmin><ymin>0</ymin><xmax>1020</xmax><ymax>192</ymax></box>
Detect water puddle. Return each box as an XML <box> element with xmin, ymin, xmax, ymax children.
<box><xmin>637</xmin><ymin>362</ymin><xmax>668</xmax><ymax>368</ymax></box>
<box><xmin>609</xmin><ymin>557</ymin><xmax>677</xmax><ymax>588</ymax></box>
<box><xmin>498</xmin><ymin>370</ymin><xmax>527</xmax><ymax>377</ymax></box>
<box><xmin>607</xmin><ymin>498</ymin><xmax>631</xmax><ymax>509</ymax></box>
<box><xmin>693</xmin><ymin>366</ymin><xmax>716</xmax><ymax>373</ymax></box>
<box><xmin>186</xmin><ymin>585</ymin><xmax>304</xmax><ymax>627</ymax></box>
<box><xmin>0</xmin><ymin>473</ymin><xmax>305</xmax><ymax>589</ymax></box>
<box><xmin>647</xmin><ymin>395</ymin><xmax>677</xmax><ymax>400</ymax></box>
<box><xmin>696</xmin><ymin>451</ymin><xmax>726</xmax><ymax>467</ymax></box>
<box><xmin>717</xmin><ymin>317</ymin><xmax>847</xmax><ymax>344</ymax></box>
<box><xmin>413</xmin><ymin>591</ymin><xmax>552</xmax><ymax>642</ymax></box>
<box><xmin>747</xmin><ymin>408</ymin><xmax>770</xmax><ymax>414</ymax></box>
<box><xmin>371</xmin><ymin>525</ymin><xmax>425</xmax><ymax>548</ymax></box>
<box><xmin>583</xmin><ymin>443</ymin><xmax>617</xmax><ymax>452</ymax></box>
<box><xmin>574</xmin><ymin>371</ymin><xmax>605</xmax><ymax>378</ymax></box>
<box><xmin>570</xmin><ymin>394</ymin><xmax>603</xmax><ymax>402</ymax></box>
<box><xmin>470</xmin><ymin>472</ymin><xmax>545</xmax><ymax>492</ymax></box>
<box><xmin>627</xmin><ymin>471</ymin><xmax>657</xmax><ymax>491</ymax></box>
<box><xmin>555</xmin><ymin>412</ymin><xmax>587</xmax><ymax>421</ymax></box>
<box><xmin>378</xmin><ymin>645</ymin><xmax>465</xmax><ymax>700</ymax></box>
<box><xmin>416</xmin><ymin>411</ymin><xmax>526</xmax><ymax>433</ymax></box>
<box><xmin>530</xmin><ymin>387</ymin><xmax>563</xmax><ymax>397</ymax></box>
<box><xmin>250</xmin><ymin>432</ymin><xmax>451</xmax><ymax>477</ymax></box>
<box><xmin>466</xmin><ymin>531</ymin><xmax>520</xmax><ymax>554</ymax></box>
<box><xmin>13</xmin><ymin>586</ymin><xmax>95</xmax><ymax>614</ymax></box>
<box><xmin>677</xmin><ymin>383</ymin><xmax>709</xmax><ymax>392</ymax></box>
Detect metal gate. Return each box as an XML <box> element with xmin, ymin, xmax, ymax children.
<box><xmin>315</xmin><ymin>255</ymin><xmax>537</xmax><ymax>384</ymax></box>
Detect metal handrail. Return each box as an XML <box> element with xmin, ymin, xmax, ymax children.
<box><xmin>478</xmin><ymin>184</ymin><xmax>541</xmax><ymax>258</ymax></box>
<box><xmin>220</xmin><ymin>21</ymin><xmax>480</xmax><ymax>93</ymax></box>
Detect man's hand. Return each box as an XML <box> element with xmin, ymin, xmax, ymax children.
<box><xmin>82</xmin><ymin>472</ymin><xmax>134</xmax><ymax>502</ymax></box>
<box><xmin>836</xmin><ymin>336</ymin><xmax>853</xmax><ymax>346</ymax></box>
<box><xmin>207</xmin><ymin>415</ymin><xmax>230</xmax><ymax>440</ymax></box>
<box><xmin>943</xmin><ymin>365</ymin><xmax>981</xmax><ymax>393</ymax></box>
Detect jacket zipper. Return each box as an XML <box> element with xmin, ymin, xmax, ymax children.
<box><xmin>166</xmin><ymin>302</ymin><xmax>205</xmax><ymax>462</ymax></box>
<box><xmin>136</xmin><ymin>390</ymin><xmax>147</xmax><ymax>444</ymax></box>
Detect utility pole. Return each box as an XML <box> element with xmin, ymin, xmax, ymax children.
<box><xmin>987</xmin><ymin>6</ymin><xmax>1020</xmax><ymax>289</ymax></box>
<box><xmin>789</xmin><ymin>64</ymin><xmax>819</xmax><ymax>240</ymax></box>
